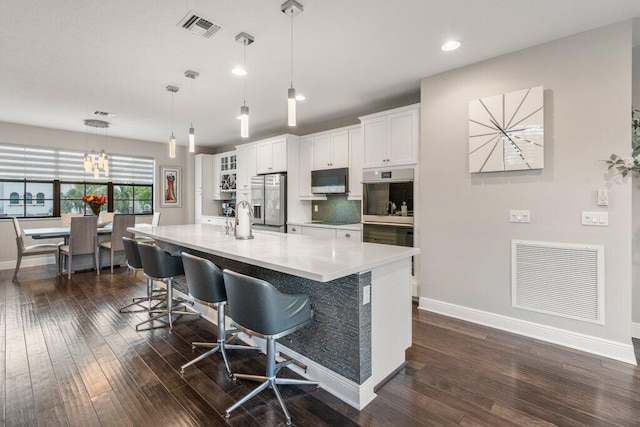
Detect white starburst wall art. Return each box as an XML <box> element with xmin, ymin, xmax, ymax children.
<box><xmin>469</xmin><ymin>86</ymin><xmax>544</xmax><ymax>173</ymax></box>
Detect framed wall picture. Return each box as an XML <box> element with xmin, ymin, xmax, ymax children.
<box><xmin>160</xmin><ymin>166</ymin><xmax>181</xmax><ymax>207</ymax></box>
<box><xmin>469</xmin><ymin>86</ymin><xmax>544</xmax><ymax>173</ymax></box>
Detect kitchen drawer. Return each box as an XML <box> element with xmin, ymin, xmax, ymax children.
<box><xmin>201</xmin><ymin>216</ymin><xmax>215</xmax><ymax>225</ymax></box>
<box><xmin>336</xmin><ymin>230</ymin><xmax>361</xmax><ymax>241</ymax></box>
<box><xmin>287</xmin><ymin>225</ymin><xmax>302</xmax><ymax>235</ymax></box>
<box><xmin>302</xmin><ymin>227</ymin><xmax>335</xmax><ymax>239</ymax></box>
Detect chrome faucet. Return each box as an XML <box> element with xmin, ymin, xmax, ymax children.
<box><xmin>224</xmin><ymin>208</ymin><xmax>235</xmax><ymax>235</ymax></box>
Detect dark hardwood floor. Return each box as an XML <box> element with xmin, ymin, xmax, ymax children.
<box><xmin>1</xmin><ymin>264</ymin><xmax>640</xmax><ymax>426</ymax></box>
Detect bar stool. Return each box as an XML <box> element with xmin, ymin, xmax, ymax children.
<box><xmin>179</xmin><ymin>253</ymin><xmax>260</xmax><ymax>375</ymax></box>
<box><xmin>136</xmin><ymin>242</ymin><xmax>198</xmax><ymax>330</ymax></box>
<box><xmin>119</xmin><ymin>237</ymin><xmax>166</xmax><ymax>313</ymax></box>
<box><xmin>222</xmin><ymin>269</ymin><xmax>319</xmax><ymax>426</ymax></box>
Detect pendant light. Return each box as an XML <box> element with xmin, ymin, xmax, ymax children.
<box><xmin>185</xmin><ymin>70</ymin><xmax>199</xmax><ymax>153</ymax></box>
<box><xmin>166</xmin><ymin>85</ymin><xmax>179</xmax><ymax>158</ymax></box>
<box><xmin>83</xmin><ymin>119</ymin><xmax>110</xmax><ymax>178</ymax></box>
<box><xmin>235</xmin><ymin>32</ymin><xmax>254</xmax><ymax>138</ymax></box>
<box><xmin>281</xmin><ymin>0</ymin><xmax>303</xmax><ymax>127</ymax></box>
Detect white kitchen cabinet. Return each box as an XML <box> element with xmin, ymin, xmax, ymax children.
<box><xmin>236</xmin><ymin>143</ymin><xmax>257</xmax><ymax>203</ymax></box>
<box><xmin>256</xmin><ymin>137</ymin><xmax>287</xmax><ymax>174</ymax></box>
<box><xmin>302</xmin><ymin>226</ymin><xmax>336</xmax><ymax>239</ymax></box>
<box><xmin>287</xmin><ymin>225</ymin><xmax>302</xmax><ymax>234</ymax></box>
<box><xmin>336</xmin><ymin>229</ymin><xmax>362</xmax><ymax>240</ymax></box>
<box><xmin>313</xmin><ymin>131</ymin><xmax>348</xmax><ymax>170</ymax></box>
<box><xmin>348</xmin><ymin>127</ymin><xmax>363</xmax><ymax>200</ymax></box>
<box><xmin>298</xmin><ymin>138</ymin><xmax>316</xmax><ymax>199</ymax></box>
<box><xmin>195</xmin><ymin>154</ymin><xmax>216</xmax><ymax>223</ymax></box>
<box><xmin>212</xmin><ymin>153</ymin><xmax>232</xmax><ymax>200</ymax></box>
<box><xmin>360</xmin><ymin>104</ymin><xmax>419</xmax><ymax>168</ymax></box>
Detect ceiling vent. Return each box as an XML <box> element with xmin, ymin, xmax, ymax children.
<box><xmin>177</xmin><ymin>10</ymin><xmax>222</xmax><ymax>38</ymax></box>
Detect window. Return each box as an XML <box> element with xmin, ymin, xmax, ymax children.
<box><xmin>0</xmin><ymin>181</ymin><xmax>53</xmax><ymax>217</ymax></box>
<box><xmin>9</xmin><ymin>192</ymin><xmax>19</xmax><ymax>205</ymax></box>
<box><xmin>0</xmin><ymin>144</ymin><xmax>154</xmax><ymax>218</ymax></box>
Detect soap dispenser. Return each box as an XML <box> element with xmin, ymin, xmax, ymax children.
<box><xmin>401</xmin><ymin>201</ymin><xmax>408</xmax><ymax>217</ymax></box>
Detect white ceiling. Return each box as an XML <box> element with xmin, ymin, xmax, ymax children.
<box><xmin>1</xmin><ymin>0</ymin><xmax>639</xmax><ymax>148</ymax></box>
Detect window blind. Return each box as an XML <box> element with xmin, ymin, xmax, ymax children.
<box><xmin>0</xmin><ymin>144</ymin><xmax>154</xmax><ymax>184</ymax></box>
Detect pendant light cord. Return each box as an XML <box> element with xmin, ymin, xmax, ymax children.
<box><xmin>243</xmin><ymin>42</ymin><xmax>247</xmax><ymax>106</ymax></box>
<box><xmin>290</xmin><ymin>10</ymin><xmax>294</xmax><ymax>89</ymax></box>
<box><xmin>190</xmin><ymin>77</ymin><xmax>194</xmax><ymax>127</ymax></box>
<box><xmin>171</xmin><ymin>92</ymin><xmax>174</xmax><ymax>134</ymax></box>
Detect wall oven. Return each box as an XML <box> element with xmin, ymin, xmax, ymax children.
<box><xmin>362</xmin><ymin>168</ymin><xmax>414</xmax><ymax>226</ymax></box>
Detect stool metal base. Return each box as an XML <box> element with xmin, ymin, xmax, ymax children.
<box><xmin>136</xmin><ymin>277</ymin><xmax>199</xmax><ymax>331</ymax></box>
<box><xmin>225</xmin><ymin>338</ymin><xmax>318</xmax><ymax>426</ymax></box>
<box><xmin>180</xmin><ymin>302</ymin><xmax>260</xmax><ymax>375</ymax></box>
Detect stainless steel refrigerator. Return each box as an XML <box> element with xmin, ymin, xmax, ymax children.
<box><xmin>250</xmin><ymin>173</ymin><xmax>287</xmax><ymax>233</ymax></box>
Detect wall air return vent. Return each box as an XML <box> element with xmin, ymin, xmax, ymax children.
<box><xmin>512</xmin><ymin>240</ymin><xmax>604</xmax><ymax>324</ymax></box>
<box><xmin>177</xmin><ymin>11</ymin><xmax>222</xmax><ymax>38</ymax></box>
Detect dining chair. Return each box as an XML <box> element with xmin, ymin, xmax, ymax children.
<box><xmin>60</xmin><ymin>212</ymin><xmax>83</xmax><ymax>227</ymax></box>
<box><xmin>58</xmin><ymin>216</ymin><xmax>99</xmax><ymax>279</ymax></box>
<box><xmin>135</xmin><ymin>211</ymin><xmax>161</xmax><ymax>244</ymax></box>
<box><xmin>98</xmin><ymin>214</ymin><xmax>135</xmax><ymax>273</ymax></box>
<box><xmin>11</xmin><ymin>217</ymin><xmax>60</xmax><ymax>282</ymax></box>
<box><xmin>98</xmin><ymin>211</ymin><xmax>115</xmax><ymax>226</ymax></box>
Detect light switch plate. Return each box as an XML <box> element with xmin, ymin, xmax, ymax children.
<box><xmin>509</xmin><ymin>210</ymin><xmax>530</xmax><ymax>223</ymax></box>
<box><xmin>363</xmin><ymin>285</ymin><xmax>371</xmax><ymax>305</ymax></box>
<box><xmin>582</xmin><ymin>211</ymin><xmax>608</xmax><ymax>226</ymax></box>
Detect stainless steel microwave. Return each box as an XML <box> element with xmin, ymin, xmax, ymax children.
<box><xmin>311</xmin><ymin>168</ymin><xmax>348</xmax><ymax>194</ymax></box>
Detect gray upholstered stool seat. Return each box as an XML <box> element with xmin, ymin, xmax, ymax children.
<box><xmin>135</xmin><ymin>242</ymin><xmax>198</xmax><ymax>330</ymax></box>
<box><xmin>222</xmin><ymin>269</ymin><xmax>319</xmax><ymax>426</ymax></box>
<box><xmin>118</xmin><ymin>237</ymin><xmax>167</xmax><ymax>313</ymax></box>
<box><xmin>179</xmin><ymin>253</ymin><xmax>260</xmax><ymax>375</ymax></box>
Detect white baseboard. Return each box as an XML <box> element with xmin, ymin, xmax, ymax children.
<box><xmin>633</xmin><ymin>323</ymin><xmax>640</xmax><ymax>339</ymax></box>
<box><xmin>420</xmin><ymin>297</ymin><xmax>637</xmax><ymax>366</ymax></box>
<box><xmin>173</xmin><ymin>288</ymin><xmax>376</xmax><ymax>410</ymax></box>
<box><xmin>0</xmin><ymin>254</ymin><xmax>56</xmax><ymax>271</ymax></box>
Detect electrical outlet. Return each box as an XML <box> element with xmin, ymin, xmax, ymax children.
<box><xmin>509</xmin><ymin>210</ymin><xmax>530</xmax><ymax>223</ymax></box>
<box><xmin>314</xmin><ymin>205</ymin><xmax>318</xmax><ymax>212</ymax></box>
<box><xmin>363</xmin><ymin>285</ymin><xmax>371</xmax><ymax>305</ymax></box>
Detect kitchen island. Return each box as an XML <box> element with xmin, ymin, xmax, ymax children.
<box><xmin>130</xmin><ymin>223</ymin><xmax>419</xmax><ymax>410</ymax></box>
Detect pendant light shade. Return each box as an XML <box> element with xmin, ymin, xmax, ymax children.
<box><xmin>240</xmin><ymin>105</ymin><xmax>249</xmax><ymax>138</ymax></box>
<box><xmin>235</xmin><ymin>32</ymin><xmax>254</xmax><ymax>138</ymax></box>
<box><xmin>282</xmin><ymin>0</ymin><xmax>303</xmax><ymax>127</ymax></box>
<box><xmin>169</xmin><ymin>133</ymin><xmax>176</xmax><ymax>158</ymax></box>
<box><xmin>288</xmin><ymin>87</ymin><xmax>296</xmax><ymax>126</ymax></box>
<box><xmin>185</xmin><ymin>70</ymin><xmax>199</xmax><ymax>153</ymax></box>
<box><xmin>166</xmin><ymin>85</ymin><xmax>179</xmax><ymax>158</ymax></box>
<box><xmin>188</xmin><ymin>126</ymin><xmax>195</xmax><ymax>152</ymax></box>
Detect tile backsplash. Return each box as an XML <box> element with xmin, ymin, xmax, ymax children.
<box><xmin>311</xmin><ymin>194</ymin><xmax>361</xmax><ymax>223</ymax></box>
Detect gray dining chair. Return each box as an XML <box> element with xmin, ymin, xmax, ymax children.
<box><xmin>58</xmin><ymin>216</ymin><xmax>99</xmax><ymax>279</ymax></box>
<box><xmin>99</xmin><ymin>214</ymin><xmax>135</xmax><ymax>273</ymax></box>
<box><xmin>11</xmin><ymin>217</ymin><xmax>60</xmax><ymax>282</ymax></box>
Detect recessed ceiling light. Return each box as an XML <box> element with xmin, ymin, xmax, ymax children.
<box><xmin>232</xmin><ymin>66</ymin><xmax>247</xmax><ymax>76</ymax></box>
<box><xmin>441</xmin><ymin>40</ymin><xmax>461</xmax><ymax>51</ymax></box>
<box><xmin>295</xmin><ymin>94</ymin><xmax>305</xmax><ymax>101</ymax></box>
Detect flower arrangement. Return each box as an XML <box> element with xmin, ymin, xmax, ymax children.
<box><xmin>605</xmin><ymin>108</ymin><xmax>640</xmax><ymax>177</ymax></box>
<box><xmin>82</xmin><ymin>194</ymin><xmax>106</xmax><ymax>216</ymax></box>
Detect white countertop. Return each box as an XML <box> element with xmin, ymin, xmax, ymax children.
<box><xmin>287</xmin><ymin>221</ymin><xmax>361</xmax><ymax>231</ymax></box>
<box><xmin>130</xmin><ymin>223</ymin><xmax>418</xmax><ymax>282</ymax></box>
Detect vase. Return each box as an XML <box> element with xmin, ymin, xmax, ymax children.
<box><xmin>89</xmin><ymin>204</ymin><xmax>102</xmax><ymax>217</ymax></box>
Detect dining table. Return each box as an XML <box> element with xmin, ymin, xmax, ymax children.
<box><xmin>23</xmin><ymin>224</ymin><xmax>113</xmax><ymax>240</ymax></box>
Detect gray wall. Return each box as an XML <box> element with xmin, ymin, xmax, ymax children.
<box><xmin>0</xmin><ymin>121</ymin><xmax>191</xmax><ymax>264</ymax></box>
<box><xmin>419</xmin><ymin>22</ymin><xmax>633</xmax><ymax>344</ymax></box>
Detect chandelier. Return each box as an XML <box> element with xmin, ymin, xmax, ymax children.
<box><xmin>83</xmin><ymin>119</ymin><xmax>110</xmax><ymax>178</ymax></box>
